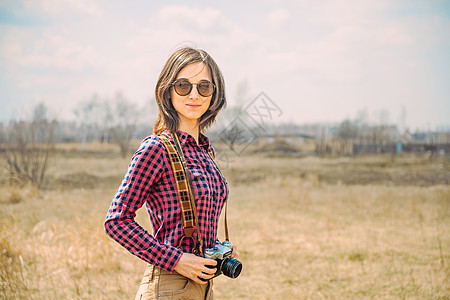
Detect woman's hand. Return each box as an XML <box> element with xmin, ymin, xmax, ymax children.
<box><xmin>174</xmin><ymin>253</ymin><xmax>217</xmax><ymax>284</ymax></box>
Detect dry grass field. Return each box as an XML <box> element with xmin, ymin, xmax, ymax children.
<box><xmin>1</xmin><ymin>142</ymin><xmax>449</xmax><ymax>299</ymax></box>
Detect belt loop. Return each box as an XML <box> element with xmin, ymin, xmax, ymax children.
<box><xmin>149</xmin><ymin>264</ymin><xmax>155</xmax><ymax>281</ymax></box>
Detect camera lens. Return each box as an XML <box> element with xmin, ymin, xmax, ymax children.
<box><xmin>220</xmin><ymin>257</ymin><xmax>242</xmax><ymax>279</ymax></box>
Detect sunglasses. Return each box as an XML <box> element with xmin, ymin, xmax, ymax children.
<box><xmin>171</xmin><ymin>78</ymin><xmax>215</xmax><ymax>97</ymax></box>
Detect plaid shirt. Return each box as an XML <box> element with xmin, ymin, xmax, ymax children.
<box><xmin>104</xmin><ymin>131</ymin><xmax>229</xmax><ymax>272</ymax></box>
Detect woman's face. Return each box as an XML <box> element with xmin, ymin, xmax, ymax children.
<box><xmin>171</xmin><ymin>62</ymin><xmax>212</xmax><ymax>128</ymax></box>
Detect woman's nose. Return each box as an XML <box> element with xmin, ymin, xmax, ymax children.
<box><xmin>189</xmin><ymin>83</ymin><xmax>199</xmax><ymax>99</ymax></box>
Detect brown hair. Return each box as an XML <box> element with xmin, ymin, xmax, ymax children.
<box><xmin>152</xmin><ymin>47</ymin><xmax>227</xmax><ymax>135</ymax></box>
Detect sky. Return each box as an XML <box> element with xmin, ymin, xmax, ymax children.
<box><xmin>1</xmin><ymin>0</ymin><xmax>449</xmax><ymax>131</ymax></box>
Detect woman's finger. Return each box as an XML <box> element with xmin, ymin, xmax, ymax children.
<box><xmin>201</xmin><ymin>265</ymin><xmax>217</xmax><ymax>275</ymax></box>
<box><xmin>231</xmin><ymin>246</ymin><xmax>239</xmax><ymax>258</ymax></box>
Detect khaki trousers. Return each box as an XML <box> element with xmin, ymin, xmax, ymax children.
<box><xmin>135</xmin><ymin>264</ymin><xmax>213</xmax><ymax>300</ymax></box>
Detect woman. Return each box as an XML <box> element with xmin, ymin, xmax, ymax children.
<box><xmin>104</xmin><ymin>47</ymin><xmax>237</xmax><ymax>300</ymax></box>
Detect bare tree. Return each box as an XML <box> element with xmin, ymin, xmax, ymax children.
<box><xmin>109</xmin><ymin>92</ymin><xmax>139</xmax><ymax>157</ymax></box>
<box><xmin>3</xmin><ymin>103</ymin><xmax>55</xmax><ymax>188</ymax></box>
<box><xmin>0</xmin><ymin>122</ymin><xmax>5</xmax><ymax>143</ymax></box>
<box><xmin>331</xmin><ymin>120</ymin><xmax>359</xmax><ymax>154</ymax></box>
<box><xmin>337</xmin><ymin>120</ymin><xmax>358</xmax><ymax>141</ymax></box>
<box><xmin>74</xmin><ymin>94</ymin><xmax>101</xmax><ymax>147</ymax></box>
<box><xmin>98</xmin><ymin>101</ymin><xmax>113</xmax><ymax>144</ymax></box>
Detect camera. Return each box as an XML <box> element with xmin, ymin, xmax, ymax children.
<box><xmin>204</xmin><ymin>240</ymin><xmax>242</xmax><ymax>279</ymax></box>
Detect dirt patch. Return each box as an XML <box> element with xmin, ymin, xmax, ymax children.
<box><xmin>224</xmin><ymin>156</ymin><xmax>449</xmax><ymax>187</ymax></box>
<box><xmin>317</xmin><ymin>168</ymin><xmax>449</xmax><ymax>186</ymax></box>
<box><xmin>47</xmin><ymin>172</ymin><xmax>120</xmax><ymax>190</ymax></box>
<box><xmin>251</xmin><ymin>140</ymin><xmax>303</xmax><ymax>154</ymax></box>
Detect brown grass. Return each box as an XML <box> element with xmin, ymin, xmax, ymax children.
<box><xmin>214</xmin><ymin>180</ymin><xmax>449</xmax><ymax>299</ymax></box>
<box><xmin>0</xmin><ymin>144</ymin><xmax>448</xmax><ymax>299</ymax></box>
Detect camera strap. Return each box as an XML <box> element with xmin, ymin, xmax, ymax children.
<box><xmin>159</xmin><ymin>133</ymin><xmax>203</xmax><ymax>255</ymax></box>
<box><xmin>203</xmin><ymin>145</ymin><xmax>230</xmax><ymax>242</ymax></box>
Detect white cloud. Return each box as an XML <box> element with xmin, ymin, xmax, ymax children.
<box><xmin>294</xmin><ymin>0</ymin><xmax>391</xmax><ymax>26</ymax></box>
<box><xmin>124</xmin><ymin>5</ymin><xmax>264</xmax><ymax>77</ymax></box>
<box><xmin>258</xmin><ymin>2</ymin><xmax>419</xmax><ymax>83</ymax></box>
<box><xmin>17</xmin><ymin>34</ymin><xmax>100</xmax><ymax>71</ymax></box>
<box><xmin>268</xmin><ymin>9</ymin><xmax>291</xmax><ymax>29</ymax></box>
<box><xmin>157</xmin><ymin>5</ymin><xmax>228</xmax><ymax>31</ymax></box>
<box><xmin>0</xmin><ymin>26</ymin><xmax>105</xmax><ymax>76</ymax></box>
<box><xmin>1</xmin><ymin>1</ymin><xmax>448</xmax><ymax>128</ymax></box>
<box><xmin>23</xmin><ymin>0</ymin><xmax>102</xmax><ymax>16</ymax></box>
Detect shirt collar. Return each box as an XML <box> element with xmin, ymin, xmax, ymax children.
<box><xmin>162</xmin><ymin>130</ymin><xmax>212</xmax><ymax>151</ymax></box>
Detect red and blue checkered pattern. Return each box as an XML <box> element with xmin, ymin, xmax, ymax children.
<box><xmin>104</xmin><ymin>131</ymin><xmax>229</xmax><ymax>272</ymax></box>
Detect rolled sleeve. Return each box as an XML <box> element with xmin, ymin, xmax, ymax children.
<box><xmin>104</xmin><ymin>137</ymin><xmax>182</xmax><ymax>272</ymax></box>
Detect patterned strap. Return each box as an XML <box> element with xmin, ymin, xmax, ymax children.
<box><xmin>172</xmin><ymin>133</ymin><xmax>204</xmax><ymax>254</ymax></box>
<box><xmin>159</xmin><ymin>134</ymin><xmax>203</xmax><ymax>254</ymax></box>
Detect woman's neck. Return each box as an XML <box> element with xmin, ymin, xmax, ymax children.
<box><xmin>178</xmin><ymin>120</ymin><xmax>200</xmax><ymax>144</ymax></box>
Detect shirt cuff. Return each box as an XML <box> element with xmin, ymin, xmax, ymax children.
<box><xmin>151</xmin><ymin>243</ymin><xmax>183</xmax><ymax>273</ymax></box>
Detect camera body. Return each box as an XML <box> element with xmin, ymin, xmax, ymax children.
<box><xmin>204</xmin><ymin>240</ymin><xmax>242</xmax><ymax>279</ymax></box>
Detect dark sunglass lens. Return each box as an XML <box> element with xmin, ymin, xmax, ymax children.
<box><xmin>175</xmin><ymin>80</ymin><xmax>191</xmax><ymax>96</ymax></box>
<box><xmin>198</xmin><ymin>82</ymin><xmax>214</xmax><ymax>97</ymax></box>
